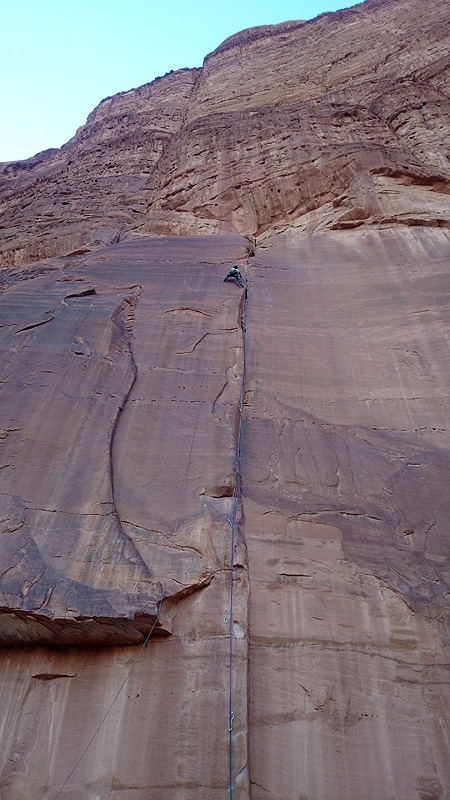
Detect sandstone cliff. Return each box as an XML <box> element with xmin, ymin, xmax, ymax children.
<box><xmin>1</xmin><ymin>0</ymin><xmax>450</xmax><ymax>267</ymax></box>
<box><xmin>0</xmin><ymin>0</ymin><xmax>450</xmax><ymax>798</ymax></box>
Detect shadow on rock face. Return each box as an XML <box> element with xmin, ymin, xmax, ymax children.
<box><xmin>243</xmin><ymin>392</ymin><xmax>450</xmax><ymax>640</ymax></box>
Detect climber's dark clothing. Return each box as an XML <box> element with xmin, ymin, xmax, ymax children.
<box><xmin>223</xmin><ymin>267</ymin><xmax>244</xmax><ymax>287</ymax></box>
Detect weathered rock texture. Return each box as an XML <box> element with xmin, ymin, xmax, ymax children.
<box><xmin>0</xmin><ymin>237</ymin><xmax>251</xmax><ymax>798</ymax></box>
<box><xmin>245</xmin><ymin>227</ymin><xmax>450</xmax><ymax>800</ymax></box>
<box><xmin>1</xmin><ymin>0</ymin><xmax>450</xmax><ymax>267</ymax></box>
<box><xmin>0</xmin><ymin>0</ymin><xmax>450</xmax><ymax>798</ymax></box>
<box><xmin>0</xmin><ymin>237</ymin><xmax>250</xmax><ymax>646</ymax></box>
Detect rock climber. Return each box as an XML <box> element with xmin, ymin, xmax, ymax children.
<box><xmin>223</xmin><ymin>265</ymin><xmax>245</xmax><ymax>287</ymax></box>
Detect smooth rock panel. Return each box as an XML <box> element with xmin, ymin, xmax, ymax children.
<box><xmin>0</xmin><ymin>236</ymin><xmax>250</xmax><ymax>646</ymax></box>
<box><xmin>244</xmin><ymin>228</ymin><xmax>450</xmax><ymax>800</ymax></box>
<box><xmin>0</xmin><ymin>576</ymin><xmax>248</xmax><ymax>800</ymax></box>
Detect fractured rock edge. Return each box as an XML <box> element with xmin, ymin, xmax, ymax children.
<box><xmin>0</xmin><ymin>238</ymin><xmax>249</xmax><ymax>648</ymax></box>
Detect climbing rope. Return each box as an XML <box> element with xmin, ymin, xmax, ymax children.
<box><xmin>200</xmin><ymin>275</ymin><xmax>248</xmax><ymax>800</ymax></box>
<box><xmin>51</xmin><ymin>590</ymin><xmax>165</xmax><ymax>800</ymax></box>
<box><xmin>52</xmin><ymin>254</ymin><xmax>246</xmax><ymax>800</ymax></box>
<box><xmin>228</xmin><ymin>281</ymin><xmax>248</xmax><ymax>799</ymax></box>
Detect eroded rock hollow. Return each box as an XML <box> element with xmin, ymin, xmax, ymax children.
<box><xmin>0</xmin><ymin>0</ymin><xmax>450</xmax><ymax>797</ymax></box>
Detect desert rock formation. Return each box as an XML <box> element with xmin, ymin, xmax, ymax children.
<box><xmin>1</xmin><ymin>0</ymin><xmax>450</xmax><ymax>267</ymax></box>
<box><xmin>0</xmin><ymin>0</ymin><xmax>450</xmax><ymax>798</ymax></box>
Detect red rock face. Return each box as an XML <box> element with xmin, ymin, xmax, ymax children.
<box><xmin>0</xmin><ymin>1</ymin><xmax>450</xmax><ymax>798</ymax></box>
<box><xmin>244</xmin><ymin>227</ymin><xmax>450</xmax><ymax>799</ymax></box>
<box><xmin>1</xmin><ymin>0</ymin><xmax>450</xmax><ymax>265</ymax></box>
<box><xmin>0</xmin><ymin>236</ymin><xmax>250</xmax><ymax>646</ymax></box>
<box><xmin>0</xmin><ymin>236</ymin><xmax>251</xmax><ymax>798</ymax></box>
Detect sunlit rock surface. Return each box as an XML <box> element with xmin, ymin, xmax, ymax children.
<box><xmin>245</xmin><ymin>227</ymin><xmax>450</xmax><ymax>799</ymax></box>
<box><xmin>0</xmin><ymin>0</ymin><xmax>450</xmax><ymax>797</ymax></box>
<box><xmin>0</xmin><ymin>236</ymin><xmax>251</xmax><ymax>798</ymax></box>
<box><xmin>0</xmin><ymin>237</ymin><xmax>250</xmax><ymax>647</ymax></box>
<box><xmin>1</xmin><ymin>0</ymin><xmax>450</xmax><ymax>266</ymax></box>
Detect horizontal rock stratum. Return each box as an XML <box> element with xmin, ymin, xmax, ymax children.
<box><xmin>1</xmin><ymin>0</ymin><xmax>450</xmax><ymax>267</ymax></box>
<box><xmin>0</xmin><ymin>0</ymin><xmax>450</xmax><ymax>798</ymax></box>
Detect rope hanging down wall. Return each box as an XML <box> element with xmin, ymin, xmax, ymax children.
<box><xmin>200</xmin><ymin>274</ymin><xmax>248</xmax><ymax>800</ymax></box>
<box><xmin>51</xmin><ymin>591</ymin><xmax>165</xmax><ymax>800</ymax></box>
<box><xmin>228</xmin><ymin>280</ymin><xmax>248</xmax><ymax>800</ymax></box>
<box><xmin>198</xmin><ymin>270</ymin><xmax>249</xmax><ymax>800</ymax></box>
<box><xmin>51</xmin><ymin>255</ymin><xmax>248</xmax><ymax>800</ymax></box>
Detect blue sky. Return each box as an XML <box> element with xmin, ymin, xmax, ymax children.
<box><xmin>1</xmin><ymin>0</ymin><xmax>358</xmax><ymax>162</ymax></box>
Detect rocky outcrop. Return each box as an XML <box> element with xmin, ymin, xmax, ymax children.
<box><xmin>0</xmin><ymin>1</ymin><xmax>450</xmax><ymax>798</ymax></box>
<box><xmin>1</xmin><ymin>226</ymin><xmax>449</xmax><ymax>799</ymax></box>
<box><xmin>0</xmin><ymin>236</ymin><xmax>250</xmax><ymax>648</ymax></box>
<box><xmin>0</xmin><ymin>234</ymin><xmax>251</xmax><ymax>798</ymax></box>
<box><xmin>1</xmin><ymin>0</ymin><xmax>450</xmax><ymax>267</ymax></box>
<box><xmin>0</xmin><ymin>69</ymin><xmax>200</xmax><ymax>266</ymax></box>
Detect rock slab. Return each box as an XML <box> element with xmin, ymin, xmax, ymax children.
<box><xmin>0</xmin><ymin>0</ymin><xmax>449</xmax><ymax>797</ymax></box>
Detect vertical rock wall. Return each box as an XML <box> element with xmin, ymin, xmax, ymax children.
<box><xmin>245</xmin><ymin>227</ymin><xmax>450</xmax><ymax>800</ymax></box>
<box><xmin>0</xmin><ymin>0</ymin><xmax>449</xmax><ymax>797</ymax></box>
<box><xmin>1</xmin><ymin>228</ymin><xmax>449</xmax><ymax>799</ymax></box>
<box><xmin>1</xmin><ymin>0</ymin><xmax>450</xmax><ymax>265</ymax></box>
<box><xmin>0</xmin><ymin>237</ymin><xmax>251</xmax><ymax>799</ymax></box>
